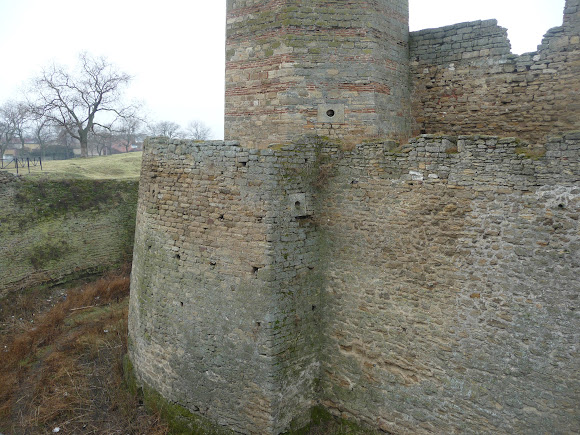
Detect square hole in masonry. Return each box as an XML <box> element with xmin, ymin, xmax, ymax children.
<box><xmin>317</xmin><ymin>104</ymin><xmax>345</xmax><ymax>123</ymax></box>
<box><xmin>289</xmin><ymin>193</ymin><xmax>311</xmax><ymax>218</ymax></box>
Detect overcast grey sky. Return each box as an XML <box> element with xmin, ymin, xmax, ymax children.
<box><xmin>0</xmin><ymin>0</ymin><xmax>567</xmax><ymax>139</ymax></box>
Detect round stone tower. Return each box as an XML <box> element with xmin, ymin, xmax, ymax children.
<box><xmin>225</xmin><ymin>0</ymin><xmax>412</xmax><ymax>148</ymax></box>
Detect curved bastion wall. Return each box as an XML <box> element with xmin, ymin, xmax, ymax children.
<box><xmin>128</xmin><ymin>134</ymin><xmax>579</xmax><ymax>434</ymax></box>
<box><xmin>129</xmin><ymin>0</ymin><xmax>579</xmax><ymax>433</ymax></box>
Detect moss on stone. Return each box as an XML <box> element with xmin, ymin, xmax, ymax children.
<box><xmin>285</xmin><ymin>406</ymin><xmax>377</xmax><ymax>434</ymax></box>
<box><xmin>1</xmin><ymin>178</ymin><xmax>138</xmax><ymax>296</ymax></box>
<box><xmin>123</xmin><ymin>355</ymin><xmax>234</xmax><ymax>434</ymax></box>
<box><xmin>26</xmin><ymin>239</ymin><xmax>70</xmax><ymax>270</ymax></box>
<box><xmin>515</xmin><ymin>146</ymin><xmax>546</xmax><ymax>159</ymax></box>
<box><xmin>122</xmin><ymin>354</ymin><xmax>139</xmax><ymax>396</ymax></box>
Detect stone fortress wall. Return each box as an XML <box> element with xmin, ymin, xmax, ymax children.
<box><xmin>129</xmin><ymin>1</ymin><xmax>579</xmax><ymax>434</ymax></box>
<box><xmin>129</xmin><ymin>133</ymin><xmax>579</xmax><ymax>434</ymax></box>
<box><xmin>410</xmin><ymin>0</ymin><xmax>580</xmax><ymax>142</ymax></box>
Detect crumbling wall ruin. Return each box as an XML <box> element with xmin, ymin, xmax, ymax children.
<box><xmin>410</xmin><ymin>0</ymin><xmax>580</xmax><ymax>143</ymax></box>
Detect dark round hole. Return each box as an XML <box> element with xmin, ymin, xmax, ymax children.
<box><xmin>326</xmin><ymin>109</ymin><xmax>335</xmax><ymax>118</ymax></box>
<box><xmin>295</xmin><ymin>201</ymin><xmax>301</xmax><ymax>208</ymax></box>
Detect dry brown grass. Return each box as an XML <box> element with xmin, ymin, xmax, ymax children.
<box><xmin>1</xmin><ymin>268</ymin><xmax>363</xmax><ymax>434</ymax></box>
<box><xmin>0</xmin><ymin>267</ymin><xmax>168</xmax><ymax>435</ymax></box>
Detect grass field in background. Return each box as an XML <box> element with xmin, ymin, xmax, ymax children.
<box><xmin>3</xmin><ymin>152</ymin><xmax>143</xmax><ymax>180</ymax></box>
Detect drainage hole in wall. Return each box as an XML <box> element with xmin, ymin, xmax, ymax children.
<box><xmin>558</xmin><ymin>203</ymin><xmax>565</xmax><ymax>208</ymax></box>
<box><xmin>252</xmin><ymin>266</ymin><xmax>260</xmax><ymax>275</ymax></box>
<box><xmin>326</xmin><ymin>109</ymin><xmax>335</xmax><ymax>117</ymax></box>
<box><xmin>312</xmin><ymin>305</ymin><xmax>316</xmax><ymax>311</ymax></box>
<box><xmin>295</xmin><ymin>201</ymin><xmax>301</xmax><ymax>209</ymax></box>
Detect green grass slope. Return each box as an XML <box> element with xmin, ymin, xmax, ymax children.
<box><xmin>5</xmin><ymin>152</ymin><xmax>142</xmax><ymax>180</ymax></box>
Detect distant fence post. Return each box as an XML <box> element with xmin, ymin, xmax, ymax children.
<box><xmin>0</xmin><ymin>156</ymin><xmax>42</xmax><ymax>174</ymax></box>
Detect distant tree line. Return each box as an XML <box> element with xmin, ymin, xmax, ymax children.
<box><xmin>0</xmin><ymin>52</ymin><xmax>212</xmax><ymax>160</ymax></box>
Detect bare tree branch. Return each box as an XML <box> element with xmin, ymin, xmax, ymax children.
<box><xmin>147</xmin><ymin>121</ymin><xmax>182</xmax><ymax>139</ymax></box>
<box><xmin>185</xmin><ymin>120</ymin><xmax>211</xmax><ymax>140</ymax></box>
<box><xmin>0</xmin><ymin>101</ymin><xmax>31</xmax><ymax>158</ymax></box>
<box><xmin>28</xmin><ymin>52</ymin><xmax>136</xmax><ymax>157</ymax></box>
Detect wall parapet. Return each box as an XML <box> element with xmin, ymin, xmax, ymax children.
<box><xmin>409</xmin><ymin>5</ymin><xmax>580</xmax><ymax>143</ymax></box>
<box><xmin>410</xmin><ymin>19</ymin><xmax>511</xmax><ymax>64</ymax></box>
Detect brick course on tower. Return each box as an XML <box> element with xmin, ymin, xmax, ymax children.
<box><xmin>225</xmin><ymin>0</ymin><xmax>412</xmax><ymax>148</ymax></box>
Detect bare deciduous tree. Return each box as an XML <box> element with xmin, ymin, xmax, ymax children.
<box><xmin>89</xmin><ymin>128</ymin><xmax>114</xmax><ymax>156</ymax></box>
<box><xmin>0</xmin><ymin>122</ymin><xmax>14</xmax><ymax>161</ymax></box>
<box><xmin>29</xmin><ymin>52</ymin><xmax>135</xmax><ymax>158</ymax></box>
<box><xmin>30</xmin><ymin>118</ymin><xmax>57</xmax><ymax>159</ymax></box>
<box><xmin>185</xmin><ymin>120</ymin><xmax>211</xmax><ymax>140</ymax></box>
<box><xmin>0</xmin><ymin>101</ymin><xmax>30</xmax><ymax>158</ymax></box>
<box><xmin>55</xmin><ymin>125</ymin><xmax>77</xmax><ymax>159</ymax></box>
<box><xmin>147</xmin><ymin>121</ymin><xmax>182</xmax><ymax>139</ymax></box>
<box><xmin>6</xmin><ymin>102</ymin><xmax>31</xmax><ymax>148</ymax></box>
<box><xmin>118</xmin><ymin>117</ymin><xmax>142</xmax><ymax>153</ymax></box>
<box><xmin>0</xmin><ymin>107</ymin><xmax>15</xmax><ymax>160</ymax></box>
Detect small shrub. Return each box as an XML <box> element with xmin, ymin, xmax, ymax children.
<box><xmin>314</xmin><ymin>162</ymin><xmax>335</xmax><ymax>189</ymax></box>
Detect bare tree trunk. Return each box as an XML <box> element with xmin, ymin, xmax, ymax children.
<box><xmin>79</xmin><ymin>130</ymin><xmax>89</xmax><ymax>158</ymax></box>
